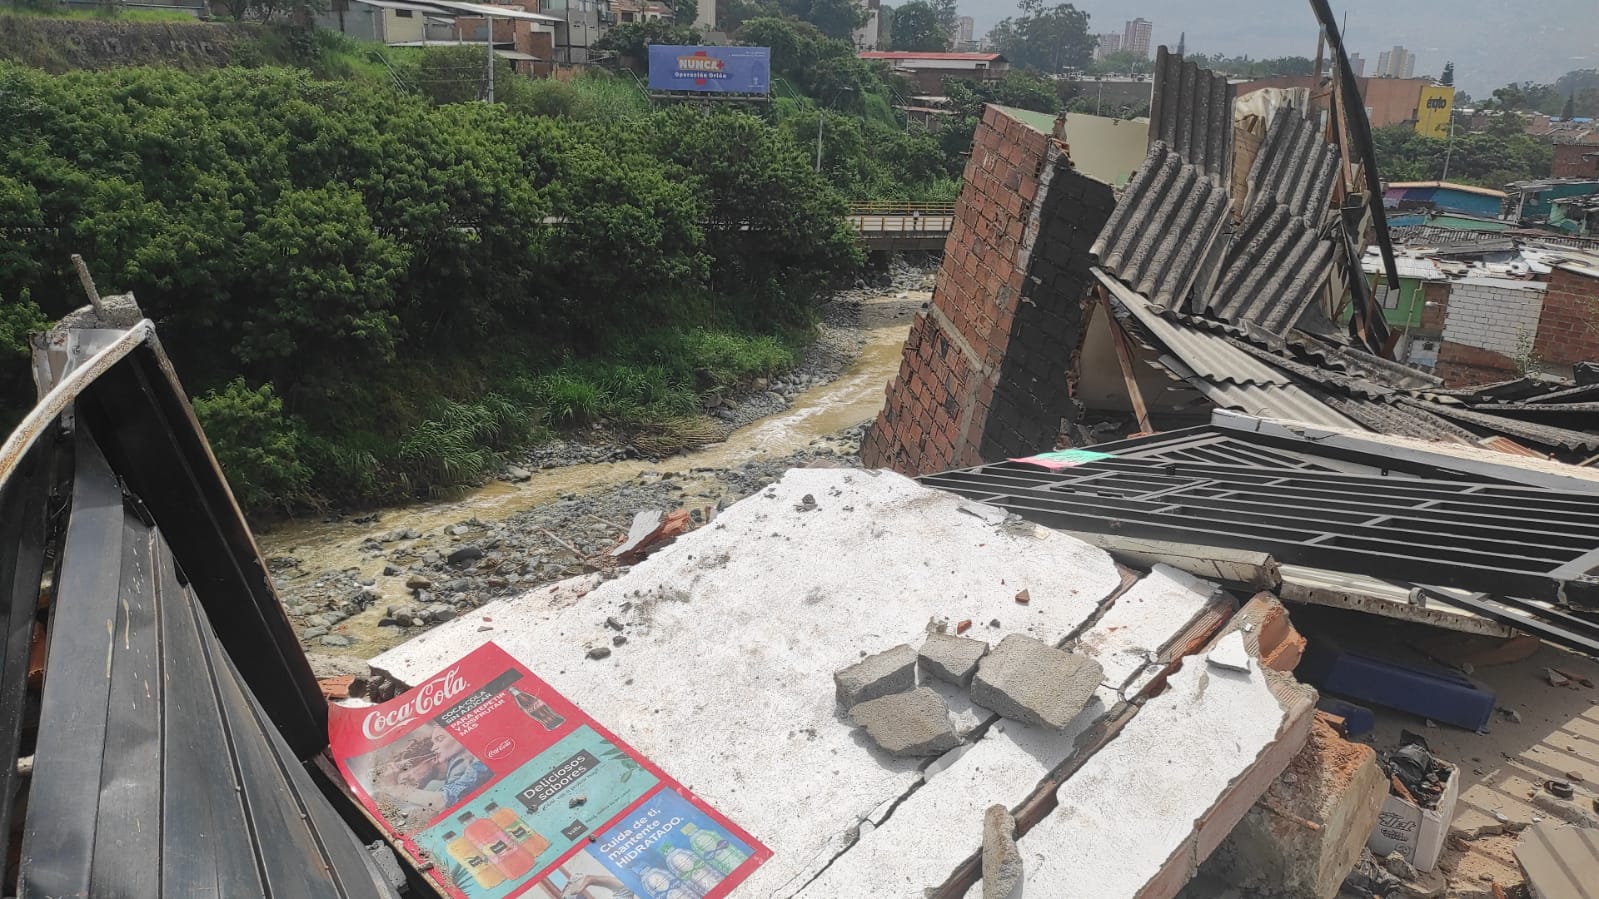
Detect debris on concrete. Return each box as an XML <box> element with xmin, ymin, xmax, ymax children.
<box><xmin>1013</xmin><ymin>646</ymin><xmax>1315</xmax><ymax>897</ymax></box>
<box><xmin>610</xmin><ymin>508</ymin><xmax>691</xmax><ymax>562</ymax></box>
<box><xmin>1546</xmin><ymin>667</ymin><xmax>1571</xmax><ymax>687</ymax></box>
<box><xmin>849</xmin><ymin>687</ymin><xmax>961</xmax><ymax>757</ymax></box>
<box><xmin>836</xmin><ymin>644</ymin><xmax>918</xmax><ymax>709</ymax></box>
<box><xmin>970</xmin><ymin>635</ymin><xmax>1104</xmax><ymax>730</ymax></box>
<box><xmin>920</xmin><ymin>634</ymin><xmax>989</xmax><ymax>687</ymax></box>
<box><xmin>1206</xmin><ymin>630</ymin><xmax>1253</xmax><ymax>673</ymax></box>
<box><xmin>1013</xmin><ymin>589</ymin><xmax>1030</xmax><ymax>605</ymax></box>
<box><xmin>374</xmin><ymin>468</ymin><xmax>1123</xmax><ymax>897</ymax></box>
<box><xmin>586</xmin><ymin>646</ymin><xmax>612</xmax><ymax>660</ymax></box>
<box><xmin>1514</xmin><ymin>821</ymin><xmax>1599</xmax><ymax>899</ymax></box>
<box><xmin>982</xmin><ymin>804</ymin><xmax>1023</xmax><ymax>899</ymax></box>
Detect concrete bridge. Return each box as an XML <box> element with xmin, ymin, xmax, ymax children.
<box><xmin>848</xmin><ymin>202</ymin><xmax>955</xmax><ymax>252</ymax></box>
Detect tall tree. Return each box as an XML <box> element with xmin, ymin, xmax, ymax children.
<box><xmin>888</xmin><ymin>0</ymin><xmax>950</xmax><ymax>52</ymax></box>
<box><xmin>777</xmin><ymin>0</ymin><xmax>869</xmax><ymax>41</ymax></box>
<box><xmin>1440</xmin><ymin>61</ymin><xmax>1454</xmax><ymax>86</ymax></box>
<box><xmin>986</xmin><ymin>0</ymin><xmax>1092</xmax><ymax>74</ymax></box>
<box><xmin>1563</xmin><ymin>92</ymin><xmax>1577</xmax><ymax>120</ymax></box>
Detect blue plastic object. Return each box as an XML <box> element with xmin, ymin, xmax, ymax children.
<box><xmin>1298</xmin><ymin>640</ymin><xmax>1496</xmax><ymax>731</ymax></box>
<box><xmin>1315</xmin><ymin>697</ymin><xmax>1376</xmax><ymax>738</ymax></box>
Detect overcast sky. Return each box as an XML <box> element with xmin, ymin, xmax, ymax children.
<box><xmin>957</xmin><ymin>0</ymin><xmax>1599</xmax><ymax>96</ymax></box>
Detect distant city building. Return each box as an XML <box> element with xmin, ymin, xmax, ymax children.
<box><xmin>1094</xmin><ymin>32</ymin><xmax>1122</xmax><ymax>61</ymax></box>
<box><xmin>1122</xmin><ymin>17</ymin><xmax>1152</xmax><ymax>60</ymax></box>
<box><xmin>1375</xmin><ymin>45</ymin><xmax>1414</xmax><ymax>79</ymax></box>
<box><xmin>955</xmin><ymin>16</ymin><xmax>974</xmax><ymax>45</ymax></box>
<box><xmin>852</xmin><ymin>0</ymin><xmax>881</xmax><ymax>50</ymax></box>
<box><xmin>1348</xmin><ymin>53</ymin><xmax>1365</xmax><ymax>77</ymax></box>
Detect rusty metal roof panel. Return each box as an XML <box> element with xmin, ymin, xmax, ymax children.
<box><xmin>1148</xmin><ymin>46</ymin><xmax>1235</xmax><ymax>179</ymax></box>
<box><xmin>1243</xmin><ymin>106</ymin><xmax>1339</xmax><ymax>225</ymax></box>
<box><xmin>1092</xmin><ymin>141</ymin><xmax>1232</xmax><ymax>310</ymax></box>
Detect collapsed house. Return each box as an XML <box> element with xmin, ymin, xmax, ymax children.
<box><xmin>861</xmin><ymin>27</ymin><xmax>1599</xmax><ymax>473</ymax></box>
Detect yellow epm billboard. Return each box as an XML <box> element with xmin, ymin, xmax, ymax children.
<box><xmin>1415</xmin><ymin>84</ymin><xmax>1455</xmax><ymax>139</ymax></box>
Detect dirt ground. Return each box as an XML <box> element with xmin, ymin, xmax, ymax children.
<box><xmin>1292</xmin><ymin>605</ymin><xmax>1599</xmax><ymax>898</ymax></box>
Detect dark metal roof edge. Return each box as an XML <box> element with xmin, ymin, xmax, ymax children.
<box><xmin>1210</xmin><ymin>410</ymin><xmax>1599</xmax><ymax>493</ymax></box>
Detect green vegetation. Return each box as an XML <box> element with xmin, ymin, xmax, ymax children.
<box><xmin>1483</xmin><ymin>70</ymin><xmax>1599</xmax><ymax>118</ymax></box>
<box><xmin>1372</xmin><ymin>122</ymin><xmax>1552</xmax><ymax>189</ymax></box>
<box><xmin>0</xmin><ymin>61</ymin><xmax>857</xmax><ymax>512</ymax></box>
<box><xmin>885</xmin><ymin>0</ymin><xmax>947</xmax><ymax>52</ymax></box>
<box><xmin>986</xmin><ymin>0</ymin><xmax>1093</xmax><ymax>75</ymax></box>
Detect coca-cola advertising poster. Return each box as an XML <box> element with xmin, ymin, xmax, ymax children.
<box><xmin>330</xmin><ymin>642</ymin><xmax>770</xmax><ymax>899</ymax></box>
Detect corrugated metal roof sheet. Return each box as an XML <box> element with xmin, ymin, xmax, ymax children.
<box><xmin>1092</xmin><ymin>141</ymin><xmax>1231</xmax><ymax>310</ymax></box>
<box><xmin>1243</xmin><ymin>107</ymin><xmax>1339</xmax><ymax>224</ymax></box>
<box><xmin>1204</xmin><ymin>205</ymin><xmax>1335</xmax><ymax>335</ymax></box>
<box><xmin>1148</xmin><ymin>47</ymin><xmax>1234</xmax><ymax>179</ymax></box>
<box><xmin>1400</xmin><ymin>398</ymin><xmax>1599</xmax><ymax>451</ymax></box>
<box><xmin>18</xmin><ymin>425</ymin><xmax>399</xmax><ymax>899</ymax></box>
<box><xmin>1098</xmin><ymin>269</ymin><xmax>1360</xmax><ymax>430</ymax></box>
<box><xmin>1314</xmin><ymin>393</ymin><xmax>1481</xmax><ymax>444</ymax></box>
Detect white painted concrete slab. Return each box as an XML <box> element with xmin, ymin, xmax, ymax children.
<box><xmin>372</xmin><ymin>469</ymin><xmax>1123</xmax><ymax>897</ymax></box>
<box><xmin>1017</xmin><ymin>661</ymin><xmax>1291</xmax><ymax>898</ymax></box>
<box><xmin>792</xmin><ymin>567</ymin><xmax>1222</xmax><ymax>899</ymax></box>
<box><xmin>1074</xmin><ymin>563</ymin><xmax>1220</xmax><ymax>693</ymax></box>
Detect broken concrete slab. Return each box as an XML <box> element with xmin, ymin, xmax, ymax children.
<box><xmin>373</xmin><ymin>468</ymin><xmax>1124</xmax><ymax>896</ymax></box>
<box><xmin>971</xmin><ymin>634</ymin><xmax>1104</xmax><ymax>730</ymax></box>
<box><xmin>920</xmin><ymin>633</ymin><xmax>989</xmax><ymax>686</ymax></box>
<box><xmin>1202</xmin><ymin>714</ymin><xmax>1388</xmax><ymax>899</ymax></box>
<box><xmin>850</xmin><ymin>687</ymin><xmax>961</xmax><ymax>757</ymax></box>
<box><xmin>798</xmin><ymin>569</ymin><xmax>1229</xmax><ymax>899</ymax></box>
<box><xmin>836</xmin><ymin>644</ymin><xmax>918</xmax><ymax>708</ymax></box>
<box><xmin>1075</xmin><ymin>563</ymin><xmax>1231</xmax><ymax>694</ymax></box>
<box><xmin>983</xmin><ymin>804</ymin><xmax>1022</xmax><ymax>899</ymax></box>
<box><xmin>1011</xmin><ymin>625</ymin><xmax>1315</xmax><ymax>898</ymax></box>
<box><xmin>1207</xmin><ymin>630</ymin><xmax>1253</xmax><ymax>673</ymax></box>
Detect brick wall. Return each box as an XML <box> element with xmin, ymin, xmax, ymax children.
<box><xmin>1553</xmin><ymin>144</ymin><xmax>1599</xmax><ymax>179</ymax></box>
<box><xmin>1434</xmin><ymin>341</ymin><xmax>1519</xmax><ymax>386</ymax></box>
<box><xmin>1438</xmin><ymin>280</ymin><xmax>1545</xmax><ymax>357</ymax></box>
<box><xmin>1534</xmin><ymin>266</ymin><xmax>1599</xmax><ymax>368</ymax></box>
<box><xmin>861</xmin><ymin>105</ymin><xmax>1116</xmax><ymax>475</ymax></box>
<box><xmin>1418</xmin><ymin>281</ymin><xmax>1449</xmax><ymax>332</ymax></box>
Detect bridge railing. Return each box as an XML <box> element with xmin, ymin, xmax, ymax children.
<box><xmin>846</xmin><ymin>202</ymin><xmax>957</xmax><ymax>235</ymax></box>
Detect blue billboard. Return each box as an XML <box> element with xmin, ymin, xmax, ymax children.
<box><xmin>647</xmin><ymin>45</ymin><xmax>771</xmax><ymax>94</ymax></box>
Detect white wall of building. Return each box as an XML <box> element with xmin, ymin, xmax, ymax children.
<box><xmin>1440</xmin><ymin>279</ymin><xmax>1547</xmax><ymax>357</ymax></box>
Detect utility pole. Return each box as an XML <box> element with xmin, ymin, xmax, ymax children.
<box><xmin>486</xmin><ymin>13</ymin><xmax>495</xmax><ymax>103</ymax></box>
<box><xmin>1441</xmin><ymin>113</ymin><xmax>1456</xmax><ymax>180</ymax></box>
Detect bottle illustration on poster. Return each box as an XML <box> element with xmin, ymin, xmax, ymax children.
<box><xmin>329</xmin><ymin>642</ymin><xmax>769</xmax><ymax>899</ymax></box>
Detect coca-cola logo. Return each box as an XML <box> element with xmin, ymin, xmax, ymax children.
<box><xmin>486</xmin><ymin>737</ymin><xmax>516</xmax><ymax>760</ymax></box>
<box><xmin>361</xmin><ymin>667</ymin><xmax>467</xmax><ymax>740</ymax></box>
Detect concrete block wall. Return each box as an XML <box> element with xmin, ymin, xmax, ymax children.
<box><xmin>861</xmin><ymin>106</ymin><xmax>1116</xmax><ymax>475</ymax></box>
<box><xmin>1439</xmin><ymin>280</ymin><xmax>1546</xmax><ymax>358</ymax></box>
<box><xmin>1533</xmin><ymin>266</ymin><xmax>1599</xmax><ymax>368</ymax></box>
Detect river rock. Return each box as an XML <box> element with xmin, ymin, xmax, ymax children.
<box><xmin>406</xmin><ymin>575</ymin><xmax>432</xmax><ymax>590</ymax></box>
<box><xmin>446</xmin><ymin>545</ymin><xmax>483</xmax><ymax>565</ymax></box>
<box><xmin>506</xmin><ymin>465</ymin><xmax>532</xmax><ymax>482</ymax></box>
<box><xmin>320</xmin><ymin>635</ymin><xmax>353</xmax><ymax>648</ymax></box>
<box><xmin>301</xmin><ymin>626</ymin><xmax>328</xmax><ymax>640</ymax></box>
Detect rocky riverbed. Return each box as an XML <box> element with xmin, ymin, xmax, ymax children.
<box><xmin>270</xmin><ymin>263</ymin><xmax>932</xmax><ymax>674</ymax></box>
